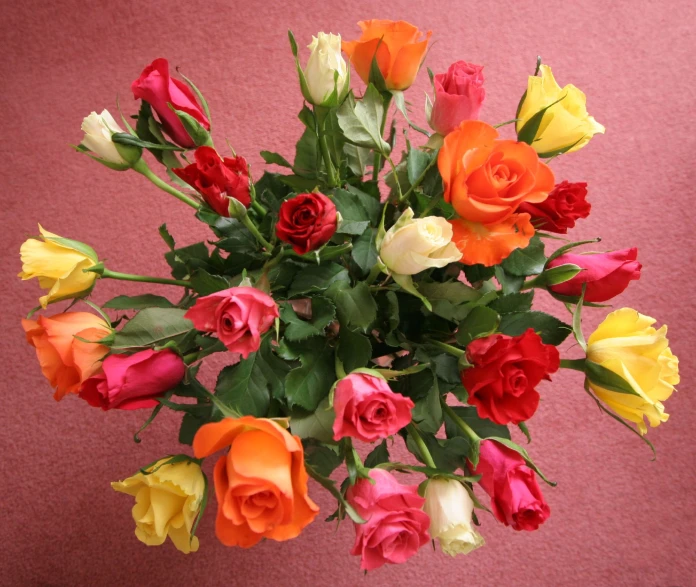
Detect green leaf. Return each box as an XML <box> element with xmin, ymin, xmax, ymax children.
<box><xmin>344</xmin><ymin>185</ymin><xmax>381</xmax><ymax>224</ymax></box>
<box><xmin>406</xmin><ymin>149</ymin><xmax>432</xmax><ymax>184</ymax></box>
<box><xmin>260</xmin><ymin>150</ymin><xmax>293</xmax><ymax>168</ymax></box>
<box><xmin>351</xmin><ymin>228</ymin><xmax>378</xmax><ymax>273</ymax></box>
<box><xmin>280</xmin><ymin>297</ymin><xmax>336</xmax><ymax>341</ymax></box>
<box><xmin>215</xmin><ymin>353</ymin><xmax>271</xmax><ymax>417</ymax></box>
<box><xmin>412</xmin><ymin>373</ymin><xmax>443</xmax><ymax>434</ymax></box>
<box><xmin>455</xmin><ymin>306</ymin><xmax>500</xmax><ymax>346</ymax></box>
<box><xmin>289</xmin><ymin>263</ymin><xmax>350</xmax><ymax>297</ymax></box>
<box><xmin>168</xmin><ymin>107</ymin><xmax>211</xmax><ymax>147</ymax></box>
<box><xmin>535</xmin><ymin>263</ymin><xmax>583</xmax><ymax>287</ymax></box>
<box><xmin>494</xmin><ymin>266</ymin><xmax>525</xmax><ymax>295</ymax></box>
<box><xmin>336</xmin><ymin>86</ymin><xmax>391</xmax><ymax>154</ymax></box>
<box><xmin>418</xmin><ymin>281</ymin><xmax>481</xmax><ymax>305</ymax></box>
<box><xmin>344</xmin><ymin>143</ymin><xmax>371</xmax><ymax>177</ymax></box>
<box><xmin>463</xmin><ymin>264</ymin><xmax>495</xmax><ymax>284</ymax></box>
<box><xmin>585</xmin><ymin>361</ymin><xmax>641</xmax><ymax>396</ymax></box>
<box><xmin>518</xmin><ymin>421</ymin><xmax>531</xmax><ymax>443</ymax></box>
<box><xmin>393</xmin><ymin>90</ymin><xmax>431</xmax><ymax>136</ymax></box>
<box><xmin>488</xmin><ymin>292</ymin><xmax>534</xmax><ymax>314</ymax></box>
<box><xmin>392</xmin><ymin>273</ymin><xmax>432</xmax><ymax>311</ymax></box>
<box><xmin>103</xmin><ymin>294</ymin><xmax>174</xmax><ymax>310</ymax></box>
<box><xmin>158</xmin><ymin>223</ymin><xmax>176</xmax><ymax>250</ymax></box>
<box><xmin>364</xmin><ymin>440</ymin><xmax>390</xmax><ymax>468</ymax></box>
<box><xmin>293</xmin><ymin>127</ymin><xmax>320</xmax><ymax>178</ymax></box>
<box><xmin>190</xmin><ymin>269</ymin><xmax>229</xmax><ymax>295</ymax></box>
<box><xmin>516</xmin><ymin>93</ymin><xmax>567</xmax><ymax>145</ymax></box>
<box><xmin>305</xmin><ymin>465</ymin><xmax>365</xmax><ymax>524</ymax></box>
<box><xmin>178</xmin><ymin>411</ymin><xmax>211</xmax><ymax>446</ymax></box>
<box><xmin>332</xmin><ymin>188</ymin><xmax>373</xmax><ymax>235</ymax></box>
<box><xmin>444</xmin><ymin>405</ymin><xmax>511</xmax><ymax>440</ymax></box>
<box><xmin>327</xmin><ymin>282</ymin><xmax>378</xmax><ymax>332</ymax></box>
<box><xmin>338</xmin><ymin>328</ymin><xmax>372</xmax><ymax>373</ymax></box>
<box><xmin>112</xmin><ymin>308</ymin><xmax>193</xmax><ymax>349</ymax></box>
<box><xmin>290</xmin><ymin>398</ymin><xmax>336</xmax><ymax>443</ymax></box>
<box><xmin>304</xmin><ymin>441</ymin><xmax>342</xmax><ymax>477</ymax></box>
<box><xmin>285</xmin><ymin>338</ymin><xmax>336</xmax><ymax>411</ymax></box>
<box><xmin>498</xmin><ymin>311</ymin><xmax>571</xmax><ymax>345</ymax></box>
<box><xmin>501</xmin><ymin>237</ymin><xmax>546</xmax><ymax>276</ymax></box>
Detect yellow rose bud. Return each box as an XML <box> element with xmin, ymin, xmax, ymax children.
<box><xmin>112</xmin><ymin>459</ymin><xmax>206</xmax><ymax>554</ymax></box>
<box><xmin>516</xmin><ymin>64</ymin><xmax>605</xmax><ymax>157</ymax></box>
<box><xmin>304</xmin><ymin>32</ymin><xmax>349</xmax><ymax>106</ymax></box>
<box><xmin>18</xmin><ymin>225</ymin><xmax>99</xmax><ymax>308</ymax></box>
<box><xmin>587</xmin><ymin>308</ymin><xmax>679</xmax><ymax>435</ymax></box>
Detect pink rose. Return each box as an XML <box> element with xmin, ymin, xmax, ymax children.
<box><xmin>184</xmin><ymin>287</ymin><xmax>279</xmax><ymax>358</ymax></box>
<box><xmin>79</xmin><ymin>349</ymin><xmax>185</xmax><ymax>410</ymax></box>
<box><xmin>429</xmin><ymin>61</ymin><xmax>486</xmax><ymax>136</ymax></box>
<box><xmin>332</xmin><ymin>373</ymin><xmax>414</xmax><ymax>442</ymax></box>
<box><xmin>473</xmin><ymin>440</ymin><xmax>550</xmax><ymax>531</ymax></box>
<box><xmin>132</xmin><ymin>58</ymin><xmax>210</xmax><ymax>148</ymax></box>
<box><xmin>347</xmin><ymin>469</ymin><xmax>430</xmax><ymax>571</ymax></box>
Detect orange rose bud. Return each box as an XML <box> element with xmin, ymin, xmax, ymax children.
<box><xmin>438</xmin><ymin>120</ymin><xmax>555</xmax><ymax>225</ymax></box>
<box><xmin>193</xmin><ymin>416</ymin><xmax>319</xmax><ymax>548</ymax></box>
<box><xmin>22</xmin><ymin>312</ymin><xmax>111</xmax><ymax>400</ymax></box>
<box><xmin>342</xmin><ymin>20</ymin><xmax>431</xmax><ymax>91</ymax></box>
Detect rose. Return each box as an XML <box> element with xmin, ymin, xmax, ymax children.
<box><xmin>380</xmin><ymin>208</ymin><xmax>461</xmax><ymax>275</ymax></box>
<box><xmin>193</xmin><ymin>416</ymin><xmax>319</xmax><ymax>547</ymax></box>
<box><xmin>275</xmin><ymin>192</ymin><xmax>337</xmax><ymax>255</ymax></box>
<box><xmin>429</xmin><ymin>61</ymin><xmax>486</xmax><ymax>136</ymax></box>
<box><xmin>79</xmin><ymin>349</ymin><xmax>185</xmax><ymax>410</ymax></box>
<box><xmin>342</xmin><ymin>20</ymin><xmax>431</xmax><ymax>91</ymax></box>
<box><xmin>423</xmin><ymin>478</ymin><xmax>484</xmax><ymax>556</ymax></box>
<box><xmin>516</xmin><ymin>64</ymin><xmax>605</xmax><ymax>156</ymax></box>
<box><xmin>172</xmin><ymin>147</ymin><xmax>250</xmax><ymax>216</ymax></box>
<box><xmin>19</xmin><ymin>225</ymin><xmax>99</xmax><ymax>308</ymax></box>
<box><xmin>547</xmin><ymin>248</ymin><xmax>641</xmax><ymax>302</ymax></box>
<box><xmin>303</xmin><ymin>32</ymin><xmax>349</xmax><ymax>106</ymax></box>
<box><xmin>473</xmin><ymin>440</ymin><xmax>550</xmax><ymax>531</ymax></box>
<box><xmin>462</xmin><ymin>329</ymin><xmax>560</xmax><ymax>425</ymax></box>
<box><xmin>587</xmin><ymin>308</ymin><xmax>679</xmax><ymax>434</ymax></box>
<box><xmin>132</xmin><ymin>58</ymin><xmax>210</xmax><ymax>148</ymax></box>
<box><xmin>22</xmin><ymin>312</ymin><xmax>110</xmax><ymax>400</ymax></box>
<box><xmin>184</xmin><ymin>287</ymin><xmax>279</xmax><ymax>358</ymax></box>
<box><xmin>518</xmin><ymin>180</ymin><xmax>591</xmax><ymax>234</ymax></box>
<box><xmin>112</xmin><ymin>458</ymin><xmax>205</xmax><ymax>554</ymax></box>
<box><xmin>80</xmin><ymin>110</ymin><xmax>127</xmax><ymax>165</ymax></box>
<box><xmin>346</xmin><ymin>469</ymin><xmax>430</xmax><ymax>570</ymax></box>
<box><xmin>332</xmin><ymin>372</ymin><xmax>414</xmax><ymax>442</ymax></box>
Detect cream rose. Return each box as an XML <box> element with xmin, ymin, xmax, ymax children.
<box><xmin>81</xmin><ymin>109</ymin><xmax>127</xmax><ymax>164</ymax></box>
<box><xmin>304</xmin><ymin>32</ymin><xmax>349</xmax><ymax>106</ymax></box>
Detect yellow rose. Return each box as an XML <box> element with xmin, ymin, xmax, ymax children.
<box><xmin>18</xmin><ymin>225</ymin><xmax>99</xmax><ymax>308</ymax></box>
<box><xmin>587</xmin><ymin>308</ymin><xmax>679</xmax><ymax>434</ymax></box>
<box><xmin>112</xmin><ymin>458</ymin><xmax>206</xmax><ymax>554</ymax></box>
<box><xmin>516</xmin><ymin>64</ymin><xmax>605</xmax><ymax>157</ymax></box>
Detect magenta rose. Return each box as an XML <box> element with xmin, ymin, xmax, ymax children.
<box><xmin>79</xmin><ymin>349</ymin><xmax>185</xmax><ymax>410</ymax></box>
<box><xmin>472</xmin><ymin>440</ymin><xmax>550</xmax><ymax>532</ymax></box>
<box><xmin>132</xmin><ymin>58</ymin><xmax>210</xmax><ymax>148</ymax></box>
<box><xmin>347</xmin><ymin>469</ymin><xmax>430</xmax><ymax>571</ymax></box>
<box><xmin>429</xmin><ymin>61</ymin><xmax>486</xmax><ymax>136</ymax></box>
<box><xmin>547</xmin><ymin>247</ymin><xmax>641</xmax><ymax>302</ymax></box>
<box><xmin>184</xmin><ymin>287</ymin><xmax>279</xmax><ymax>358</ymax></box>
<box><xmin>332</xmin><ymin>372</ymin><xmax>414</xmax><ymax>442</ymax></box>
<box><xmin>518</xmin><ymin>181</ymin><xmax>591</xmax><ymax>234</ymax></box>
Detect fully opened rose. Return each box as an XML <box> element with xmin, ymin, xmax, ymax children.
<box><xmin>275</xmin><ymin>192</ymin><xmax>337</xmax><ymax>254</ymax></box>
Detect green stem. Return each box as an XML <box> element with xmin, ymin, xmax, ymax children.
<box><xmin>241</xmin><ymin>214</ymin><xmax>273</xmax><ymax>251</ymax></box>
<box><xmin>134</xmin><ymin>160</ymin><xmax>201</xmax><ymax>210</ymax></box>
<box><xmin>428</xmin><ymin>340</ymin><xmax>465</xmax><ymax>358</ymax></box>
<box><xmin>560</xmin><ymin>358</ymin><xmax>587</xmax><ymax>372</ymax></box>
<box><xmin>364</xmin><ymin>263</ymin><xmax>383</xmax><ymax>286</ymax></box>
<box><xmin>407</xmin><ymin>423</ymin><xmax>436</xmax><ymax>468</ymax></box>
<box><xmin>401</xmin><ymin>155</ymin><xmax>438</xmax><ymax>204</ymax></box>
<box><xmin>251</xmin><ymin>199</ymin><xmax>267</xmax><ymax>217</ymax></box>
<box><xmin>372</xmin><ymin>94</ymin><xmax>393</xmax><ymax>182</ymax></box>
<box><xmin>335</xmin><ymin>354</ymin><xmax>347</xmax><ymax>379</ymax></box>
<box><xmin>100</xmin><ymin>268</ymin><xmax>190</xmax><ymax>287</ymax></box>
<box><xmin>384</xmin><ymin>155</ymin><xmax>403</xmax><ymax>200</ymax></box>
<box><xmin>440</xmin><ymin>399</ymin><xmax>481</xmax><ymax>444</ymax></box>
<box><xmin>314</xmin><ymin>105</ymin><xmax>339</xmax><ymax>188</ymax></box>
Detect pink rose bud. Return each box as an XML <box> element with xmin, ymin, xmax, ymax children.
<box><xmin>347</xmin><ymin>469</ymin><xmax>430</xmax><ymax>571</ymax></box>
<box><xmin>473</xmin><ymin>440</ymin><xmax>550</xmax><ymax>532</ymax></box>
<box><xmin>184</xmin><ymin>287</ymin><xmax>279</xmax><ymax>358</ymax></box>
<box><xmin>547</xmin><ymin>247</ymin><xmax>641</xmax><ymax>303</ymax></box>
<box><xmin>132</xmin><ymin>58</ymin><xmax>210</xmax><ymax>148</ymax></box>
<box><xmin>79</xmin><ymin>349</ymin><xmax>185</xmax><ymax>410</ymax></box>
<box><xmin>429</xmin><ymin>61</ymin><xmax>486</xmax><ymax>136</ymax></box>
<box><xmin>332</xmin><ymin>372</ymin><xmax>414</xmax><ymax>442</ymax></box>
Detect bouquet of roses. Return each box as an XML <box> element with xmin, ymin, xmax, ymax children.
<box><xmin>18</xmin><ymin>19</ymin><xmax>680</xmax><ymax>570</ymax></box>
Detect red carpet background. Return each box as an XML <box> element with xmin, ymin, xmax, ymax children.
<box><xmin>1</xmin><ymin>0</ymin><xmax>694</xmax><ymax>585</ymax></box>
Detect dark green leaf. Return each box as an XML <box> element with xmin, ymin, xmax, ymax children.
<box><xmin>285</xmin><ymin>338</ymin><xmax>336</xmax><ymax>411</ymax></box>
<box><xmin>455</xmin><ymin>306</ymin><xmax>500</xmax><ymax>346</ymax></box>
<box><xmin>260</xmin><ymin>150</ymin><xmax>293</xmax><ymax>168</ymax></box>
<box><xmin>304</xmin><ymin>441</ymin><xmax>342</xmax><ymax>477</ymax></box>
<box><xmin>351</xmin><ymin>228</ymin><xmax>378</xmax><ymax>273</ymax></box>
<box><xmin>112</xmin><ymin>308</ymin><xmax>193</xmax><ymax>349</ymax></box>
<box><xmin>327</xmin><ymin>281</ymin><xmax>378</xmax><ymax>332</ymax></box>
<box><xmin>494</xmin><ymin>266</ymin><xmax>525</xmax><ymax>295</ymax></box>
<box><xmin>585</xmin><ymin>361</ymin><xmax>641</xmax><ymax>396</ymax></box>
<box><xmin>190</xmin><ymin>269</ymin><xmax>229</xmax><ymax>295</ymax></box>
<box><xmin>364</xmin><ymin>440</ymin><xmax>390</xmax><ymax>468</ymax></box>
<box><xmin>488</xmin><ymin>292</ymin><xmax>534</xmax><ymax>314</ymax></box>
<box><xmin>290</xmin><ymin>398</ymin><xmax>336</xmax><ymax>442</ymax></box>
<box><xmin>444</xmin><ymin>405</ymin><xmax>511</xmax><ymax>441</ymax></box>
<box><xmin>338</xmin><ymin>328</ymin><xmax>372</xmax><ymax>372</ymax></box>
<box><xmin>498</xmin><ymin>311</ymin><xmax>571</xmax><ymax>345</ymax></box>
<box><xmin>288</xmin><ymin>263</ymin><xmax>350</xmax><ymax>297</ymax></box>
<box><xmin>103</xmin><ymin>294</ymin><xmax>174</xmax><ymax>310</ymax></box>
<box><xmin>280</xmin><ymin>297</ymin><xmax>336</xmax><ymax>341</ymax></box>
<box><xmin>501</xmin><ymin>237</ymin><xmax>546</xmax><ymax>276</ymax></box>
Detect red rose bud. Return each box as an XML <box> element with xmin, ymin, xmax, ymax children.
<box><xmin>275</xmin><ymin>192</ymin><xmax>337</xmax><ymax>255</ymax></box>
<box><xmin>518</xmin><ymin>180</ymin><xmax>590</xmax><ymax>234</ymax></box>
<box><xmin>79</xmin><ymin>349</ymin><xmax>185</xmax><ymax>410</ymax></box>
<box><xmin>172</xmin><ymin>147</ymin><xmax>250</xmax><ymax>216</ymax></box>
<box><xmin>462</xmin><ymin>329</ymin><xmax>560</xmax><ymax>425</ymax></box>
<box><xmin>546</xmin><ymin>247</ymin><xmax>641</xmax><ymax>302</ymax></box>
<box><xmin>132</xmin><ymin>58</ymin><xmax>210</xmax><ymax>148</ymax></box>
<box><xmin>429</xmin><ymin>61</ymin><xmax>486</xmax><ymax>136</ymax></box>
<box><xmin>473</xmin><ymin>440</ymin><xmax>550</xmax><ymax>531</ymax></box>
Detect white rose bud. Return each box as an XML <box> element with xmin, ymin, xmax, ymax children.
<box><xmin>304</xmin><ymin>32</ymin><xmax>348</xmax><ymax>106</ymax></box>
<box><xmin>80</xmin><ymin>109</ymin><xmax>127</xmax><ymax>164</ymax></box>
<box><xmin>380</xmin><ymin>208</ymin><xmax>461</xmax><ymax>275</ymax></box>
<box><xmin>424</xmin><ymin>478</ymin><xmax>485</xmax><ymax>557</ymax></box>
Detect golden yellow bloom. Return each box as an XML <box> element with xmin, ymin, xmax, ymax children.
<box><xmin>112</xmin><ymin>459</ymin><xmax>206</xmax><ymax>554</ymax></box>
<box><xmin>18</xmin><ymin>225</ymin><xmax>99</xmax><ymax>308</ymax></box>
<box><xmin>516</xmin><ymin>64</ymin><xmax>605</xmax><ymax>156</ymax></box>
<box><xmin>587</xmin><ymin>308</ymin><xmax>679</xmax><ymax>434</ymax></box>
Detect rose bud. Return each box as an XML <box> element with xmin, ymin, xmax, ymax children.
<box><xmin>332</xmin><ymin>372</ymin><xmax>414</xmax><ymax>442</ymax></box>
<box><xmin>546</xmin><ymin>248</ymin><xmax>641</xmax><ymax>303</ymax></box>
<box><xmin>429</xmin><ymin>61</ymin><xmax>486</xmax><ymax>136</ymax></box>
<box><xmin>184</xmin><ymin>287</ymin><xmax>279</xmax><ymax>358</ymax></box>
<box><xmin>518</xmin><ymin>180</ymin><xmax>591</xmax><ymax>234</ymax></box>
<box><xmin>80</xmin><ymin>110</ymin><xmax>129</xmax><ymax>166</ymax></box>
<box><xmin>303</xmin><ymin>32</ymin><xmax>349</xmax><ymax>106</ymax></box>
<box><xmin>79</xmin><ymin>349</ymin><xmax>186</xmax><ymax>410</ymax></box>
<box><xmin>275</xmin><ymin>192</ymin><xmax>337</xmax><ymax>255</ymax></box>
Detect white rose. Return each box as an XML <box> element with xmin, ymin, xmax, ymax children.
<box><xmin>304</xmin><ymin>32</ymin><xmax>349</xmax><ymax>106</ymax></box>
<box><xmin>380</xmin><ymin>208</ymin><xmax>461</xmax><ymax>275</ymax></box>
<box><xmin>81</xmin><ymin>109</ymin><xmax>126</xmax><ymax>164</ymax></box>
<box><xmin>424</xmin><ymin>478</ymin><xmax>484</xmax><ymax>557</ymax></box>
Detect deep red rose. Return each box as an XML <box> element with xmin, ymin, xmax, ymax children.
<box><xmin>547</xmin><ymin>247</ymin><xmax>641</xmax><ymax>302</ymax></box>
<box><xmin>275</xmin><ymin>192</ymin><xmax>337</xmax><ymax>255</ymax></box>
<box><xmin>172</xmin><ymin>146</ymin><xmax>250</xmax><ymax>216</ymax></box>
<box><xmin>518</xmin><ymin>180</ymin><xmax>590</xmax><ymax>234</ymax></box>
<box><xmin>462</xmin><ymin>329</ymin><xmax>560</xmax><ymax>425</ymax></box>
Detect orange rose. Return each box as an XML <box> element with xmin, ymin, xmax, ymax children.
<box><xmin>193</xmin><ymin>416</ymin><xmax>319</xmax><ymax>548</ymax></box>
<box><xmin>22</xmin><ymin>312</ymin><xmax>111</xmax><ymax>400</ymax></box>
<box><xmin>342</xmin><ymin>20</ymin><xmax>431</xmax><ymax>91</ymax></box>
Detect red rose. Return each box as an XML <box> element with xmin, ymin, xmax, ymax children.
<box><xmin>275</xmin><ymin>193</ymin><xmax>337</xmax><ymax>255</ymax></box>
<box><xmin>462</xmin><ymin>329</ymin><xmax>559</xmax><ymax>425</ymax></box>
<box><xmin>473</xmin><ymin>439</ymin><xmax>550</xmax><ymax>531</ymax></box>
<box><xmin>547</xmin><ymin>247</ymin><xmax>641</xmax><ymax>302</ymax></box>
<box><xmin>429</xmin><ymin>61</ymin><xmax>486</xmax><ymax>136</ymax></box>
<box><xmin>518</xmin><ymin>180</ymin><xmax>590</xmax><ymax>234</ymax></box>
<box><xmin>132</xmin><ymin>58</ymin><xmax>210</xmax><ymax>148</ymax></box>
<box><xmin>172</xmin><ymin>146</ymin><xmax>250</xmax><ymax>216</ymax></box>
